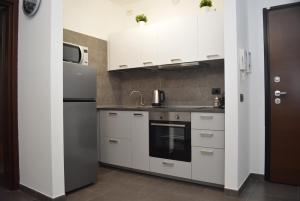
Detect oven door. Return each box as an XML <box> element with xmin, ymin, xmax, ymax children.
<box><xmin>149</xmin><ymin>121</ymin><xmax>191</xmax><ymax>162</ymax></box>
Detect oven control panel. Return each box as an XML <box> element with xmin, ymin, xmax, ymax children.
<box><xmin>149</xmin><ymin>112</ymin><xmax>191</xmax><ymax>122</ymax></box>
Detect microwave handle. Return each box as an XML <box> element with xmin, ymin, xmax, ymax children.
<box><xmin>78</xmin><ymin>46</ymin><xmax>84</xmax><ymax>64</ymax></box>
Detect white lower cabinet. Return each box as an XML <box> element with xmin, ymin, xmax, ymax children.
<box><xmin>100</xmin><ymin>137</ymin><xmax>132</xmax><ymax>168</ymax></box>
<box><xmin>99</xmin><ymin>110</ymin><xmax>149</xmax><ymax>171</ymax></box>
<box><xmin>192</xmin><ymin>147</ymin><xmax>224</xmax><ymax>185</ymax></box>
<box><xmin>149</xmin><ymin>157</ymin><xmax>191</xmax><ymax>179</ymax></box>
<box><xmin>131</xmin><ymin>112</ymin><xmax>149</xmax><ymax>171</ymax></box>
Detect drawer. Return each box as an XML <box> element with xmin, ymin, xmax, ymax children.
<box><xmin>100</xmin><ymin>136</ymin><xmax>132</xmax><ymax>168</ymax></box>
<box><xmin>100</xmin><ymin>111</ymin><xmax>131</xmax><ymax>139</ymax></box>
<box><xmin>192</xmin><ymin>129</ymin><xmax>225</xmax><ymax>149</ymax></box>
<box><xmin>149</xmin><ymin>157</ymin><xmax>191</xmax><ymax>179</ymax></box>
<box><xmin>192</xmin><ymin>147</ymin><xmax>224</xmax><ymax>185</ymax></box>
<box><xmin>191</xmin><ymin>113</ymin><xmax>224</xmax><ymax>130</ymax></box>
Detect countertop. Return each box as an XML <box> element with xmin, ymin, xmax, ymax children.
<box><xmin>97</xmin><ymin>105</ymin><xmax>225</xmax><ymax>113</ymax></box>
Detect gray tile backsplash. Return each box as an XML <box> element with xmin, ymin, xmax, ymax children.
<box><xmin>63</xmin><ymin>29</ymin><xmax>224</xmax><ymax>107</ymax></box>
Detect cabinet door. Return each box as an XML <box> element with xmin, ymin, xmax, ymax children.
<box><xmin>100</xmin><ymin>136</ymin><xmax>132</xmax><ymax>168</ymax></box>
<box><xmin>100</xmin><ymin>111</ymin><xmax>131</xmax><ymax>139</ymax></box>
<box><xmin>138</xmin><ymin>25</ymin><xmax>159</xmax><ymax>67</ymax></box>
<box><xmin>150</xmin><ymin>157</ymin><xmax>192</xmax><ymax>179</ymax></box>
<box><xmin>198</xmin><ymin>12</ymin><xmax>224</xmax><ymax>61</ymax></box>
<box><xmin>157</xmin><ymin>16</ymin><xmax>198</xmax><ymax>65</ymax></box>
<box><xmin>108</xmin><ymin>29</ymin><xmax>140</xmax><ymax>70</ymax></box>
<box><xmin>192</xmin><ymin>147</ymin><xmax>224</xmax><ymax>185</ymax></box>
<box><xmin>131</xmin><ymin>112</ymin><xmax>150</xmax><ymax>171</ymax></box>
<box><xmin>191</xmin><ymin>113</ymin><xmax>225</xmax><ymax>131</ymax></box>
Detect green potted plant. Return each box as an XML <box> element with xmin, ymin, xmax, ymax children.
<box><xmin>136</xmin><ymin>14</ymin><xmax>148</xmax><ymax>25</ymax></box>
<box><xmin>200</xmin><ymin>0</ymin><xmax>213</xmax><ymax>11</ymax></box>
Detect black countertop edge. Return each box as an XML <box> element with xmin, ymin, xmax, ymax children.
<box><xmin>97</xmin><ymin>106</ymin><xmax>225</xmax><ymax>113</ymax></box>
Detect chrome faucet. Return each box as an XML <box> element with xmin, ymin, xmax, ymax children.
<box><xmin>130</xmin><ymin>90</ymin><xmax>145</xmax><ymax>106</ymax></box>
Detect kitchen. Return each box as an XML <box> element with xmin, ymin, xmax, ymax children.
<box><xmin>63</xmin><ymin>0</ymin><xmax>226</xmax><ymax>197</ymax></box>
<box><xmin>2</xmin><ymin>0</ymin><xmax>299</xmax><ymax>200</ymax></box>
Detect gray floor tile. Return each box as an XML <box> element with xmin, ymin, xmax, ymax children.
<box><xmin>2</xmin><ymin>166</ymin><xmax>300</xmax><ymax>201</ymax></box>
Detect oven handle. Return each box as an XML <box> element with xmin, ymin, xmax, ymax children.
<box><xmin>150</xmin><ymin>123</ymin><xmax>186</xmax><ymax>128</ymax></box>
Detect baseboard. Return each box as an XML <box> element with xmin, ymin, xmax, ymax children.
<box><xmin>224</xmin><ymin>173</ymin><xmax>264</xmax><ymax>196</ymax></box>
<box><xmin>20</xmin><ymin>185</ymin><xmax>66</xmax><ymax>201</ymax></box>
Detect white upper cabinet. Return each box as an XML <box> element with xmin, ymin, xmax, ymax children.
<box><xmin>138</xmin><ymin>25</ymin><xmax>159</xmax><ymax>67</ymax></box>
<box><xmin>157</xmin><ymin>16</ymin><xmax>198</xmax><ymax>65</ymax></box>
<box><xmin>108</xmin><ymin>12</ymin><xmax>224</xmax><ymax>71</ymax></box>
<box><xmin>108</xmin><ymin>29</ymin><xmax>140</xmax><ymax>70</ymax></box>
<box><xmin>198</xmin><ymin>12</ymin><xmax>224</xmax><ymax>61</ymax></box>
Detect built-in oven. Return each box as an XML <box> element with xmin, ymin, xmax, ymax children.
<box><xmin>149</xmin><ymin>112</ymin><xmax>191</xmax><ymax>162</ymax></box>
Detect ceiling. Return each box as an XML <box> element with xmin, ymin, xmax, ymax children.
<box><xmin>110</xmin><ymin>0</ymin><xmax>140</xmax><ymax>6</ymax></box>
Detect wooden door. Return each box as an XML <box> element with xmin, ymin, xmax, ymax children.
<box><xmin>0</xmin><ymin>0</ymin><xmax>19</xmax><ymax>190</ymax></box>
<box><xmin>264</xmin><ymin>2</ymin><xmax>300</xmax><ymax>186</ymax></box>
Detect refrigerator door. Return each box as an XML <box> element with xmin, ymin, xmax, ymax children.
<box><xmin>63</xmin><ymin>62</ymin><xmax>96</xmax><ymax>99</ymax></box>
<box><xmin>64</xmin><ymin>102</ymin><xmax>97</xmax><ymax>192</ymax></box>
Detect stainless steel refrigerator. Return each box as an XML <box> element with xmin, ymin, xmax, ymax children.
<box><xmin>63</xmin><ymin>62</ymin><xmax>97</xmax><ymax>193</ymax></box>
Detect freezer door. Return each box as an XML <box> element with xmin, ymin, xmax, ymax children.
<box><xmin>64</xmin><ymin>102</ymin><xmax>97</xmax><ymax>192</ymax></box>
<box><xmin>63</xmin><ymin>62</ymin><xmax>96</xmax><ymax>99</ymax></box>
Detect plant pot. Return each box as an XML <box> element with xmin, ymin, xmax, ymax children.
<box><xmin>200</xmin><ymin>6</ymin><xmax>212</xmax><ymax>12</ymax></box>
<box><xmin>138</xmin><ymin>21</ymin><xmax>146</xmax><ymax>26</ymax></box>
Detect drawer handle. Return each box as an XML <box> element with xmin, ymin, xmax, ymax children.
<box><xmin>109</xmin><ymin>139</ymin><xmax>119</xmax><ymax>144</ymax></box>
<box><xmin>200</xmin><ymin>116</ymin><xmax>214</xmax><ymax>120</ymax></box>
<box><xmin>170</xmin><ymin>58</ymin><xmax>182</xmax><ymax>63</ymax></box>
<box><xmin>200</xmin><ymin>149</ymin><xmax>214</xmax><ymax>154</ymax></box>
<box><xmin>133</xmin><ymin>113</ymin><xmax>144</xmax><ymax>117</ymax></box>
<box><xmin>200</xmin><ymin>133</ymin><xmax>214</xmax><ymax>137</ymax></box>
<box><xmin>162</xmin><ymin>161</ymin><xmax>175</xmax><ymax>167</ymax></box>
<box><xmin>119</xmin><ymin>65</ymin><xmax>128</xmax><ymax>68</ymax></box>
<box><xmin>108</xmin><ymin>112</ymin><xmax>118</xmax><ymax>116</ymax></box>
<box><xmin>207</xmin><ymin>54</ymin><xmax>220</xmax><ymax>58</ymax></box>
<box><xmin>143</xmin><ymin>62</ymin><xmax>153</xmax><ymax>66</ymax></box>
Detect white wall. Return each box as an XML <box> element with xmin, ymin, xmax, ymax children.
<box><xmin>248</xmin><ymin>0</ymin><xmax>300</xmax><ymax>175</ymax></box>
<box><xmin>236</xmin><ymin>0</ymin><xmax>250</xmax><ymax>188</ymax></box>
<box><xmin>63</xmin><ymin>0</ymin><xmax>126</xmax><ymax>40</ymax></box>
<box><xmin>224</xmin><ymin>0</ymin><xmax>239</xmax><ymax>191</ymax></box>
<box><xmin>224</xmin><ymin>0</ymin><xmax>251</xmax><ymax>190</ymax></box>
<box><xmin>18</xmin><ymin>0</ymin><xmax>65</xmax><ymax>198</ymax></box>
<box><xmin>121</xmin><ymin>0</ymin><xmax>224</xmax><ymax>28</ymax></box>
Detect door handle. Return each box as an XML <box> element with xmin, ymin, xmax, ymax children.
<box><xmin>162</xmin><ymin>161</ymin><xmax>175</xmax><ymax>166</ymax></box>
<box><xmin>200</xmin><ymin>149</ymin><xmax>214</xmax><ymax>154</ymax></box>
<box><xmin>109</xmin><ymin>139</ymin><xmax>119</xmax><ymax>143</ymax></box>
<box><xmin>200</xmin><ymin>133</ymin><xmax>214</xmax><ymax>137</ymax></box>
<box><xmin>170</xmin><ymin>58</ymin><xmax>182</xmax><ymax>63</ymax></box>
<box><xmin>274</xmin><ymin>90</ymin><xmax>287</xmax><ymax>97</ymax></box>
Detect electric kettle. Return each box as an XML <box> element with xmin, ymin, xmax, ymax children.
<box><xmin>152</xmin><ymin>90</ymin><xmax>165</xmax><ymax>106</ymax></box>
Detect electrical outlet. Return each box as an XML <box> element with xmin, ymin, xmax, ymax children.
<box><xmin>212</xmin><ymin>88</ymin><xmax>221</xmax><ymax>95</ymax></box>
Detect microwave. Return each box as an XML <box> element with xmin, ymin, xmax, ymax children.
<box><xmin>63</xmin><ymin>42</ymin><xmax>88</xmax><ymax>65</ymax></box>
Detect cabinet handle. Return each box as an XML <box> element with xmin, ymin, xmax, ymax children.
<box><xmin>143</xmin><ymin>62</ymin><xmax>153</xmax><ymax>66</ymax></box>
<box><xmin>109</xmin><ymin>139</ymin><xmax>119</xmax><ymax>143</ymax></box>
<box><xmin>206</xmin><ymin>54</ymin><xmax>220</xmax><ymax>59</ymax></box>
<box><xmin>162</xmin><ymin>161</ymin><xmax>175</xmax><ymax>167</ymax></box>
<box><xmin>108</xmin><ymin>112</ymin><xmax>118</xmax><ymax>116</ymax></box>
<box><xmin>200</xmin><ymin>133</ymin><xmax>214</xmax><ymax>137</ymax></box>
<box><xmin>119</xmin><ymin>65</ymin><xmax>128</xmax><ymax>68</ymax></box>
<box><xmin>133</xmin><ymin>113</ymin><xmax>144</xmax><ymax>117</ymax></box>
<box><xmin>200</xmin><ymin>116</ymin><xmax>214</xmax><ymax>120</ymax></box>
<box><xmin>170</xmin><ymin>58</ymin><xmax>182</xmax><ymax>63</ymax></box>
<box><xmin>200</xmin><ymin>149</ymin><xmax>214</xmax><ymax>154</ymax></box>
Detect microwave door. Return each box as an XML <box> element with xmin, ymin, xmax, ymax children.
<box><xmin>63</xmin><ymin>43</ymin><xmax>82</xmax><ymax>64</ymax></box>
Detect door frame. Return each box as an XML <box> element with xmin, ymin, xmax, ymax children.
<box><xmin>264</xmin><ymin>1</ymin><xmax>300</xmax><ymax>181</ymax></box>
<box><xmin>0</xmin><ymin>0</ymin><xmax>19</xmax><ymax>190</ymax></box>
